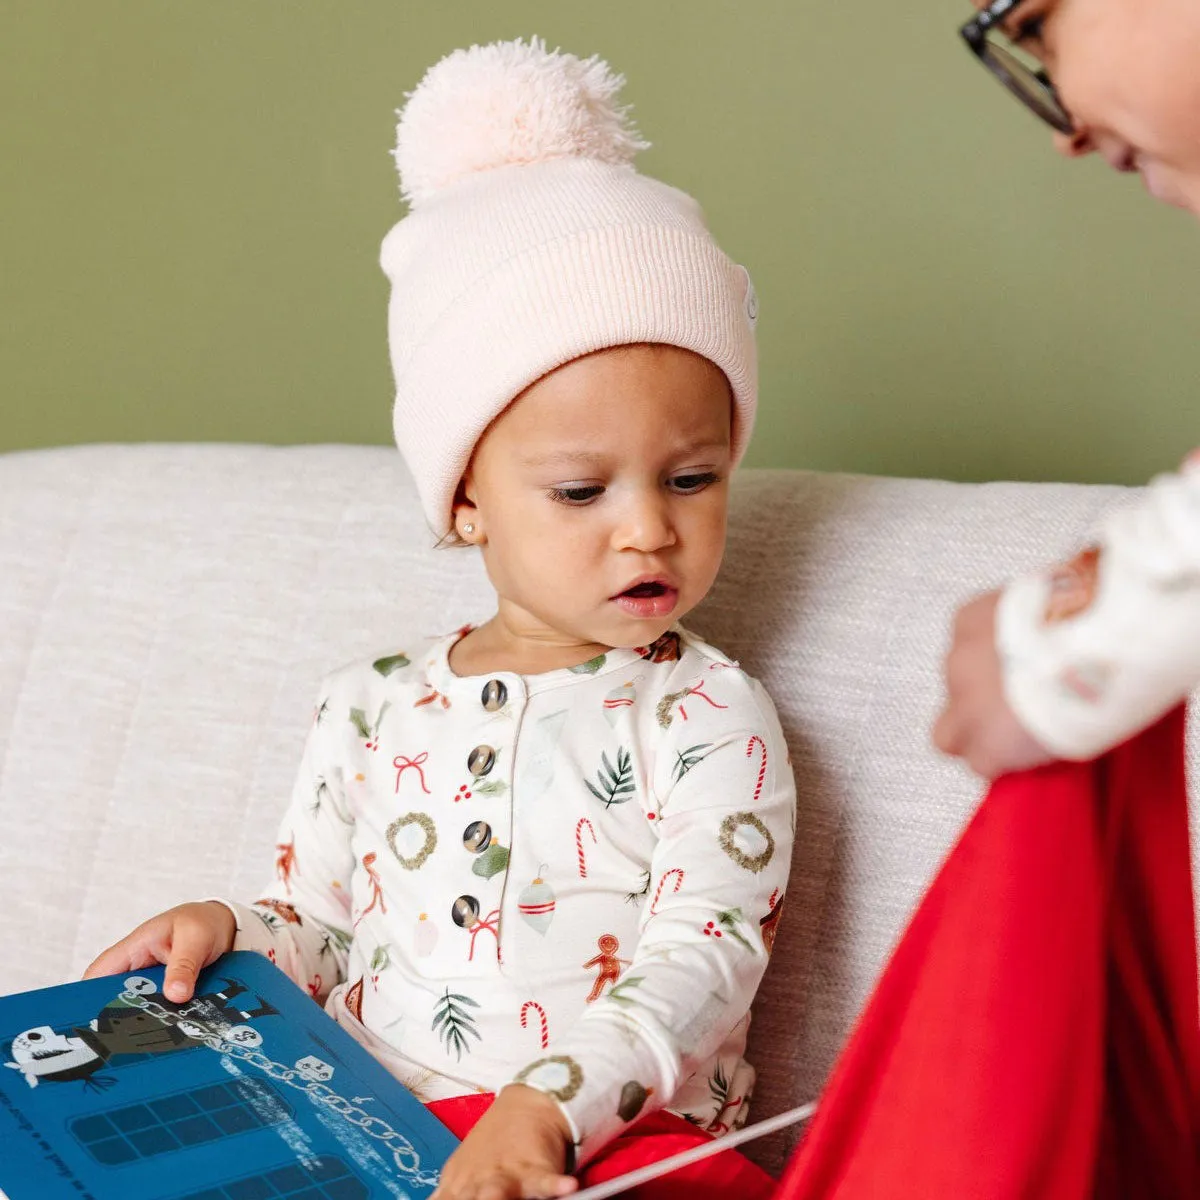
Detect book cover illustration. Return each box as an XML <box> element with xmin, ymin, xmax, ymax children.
<box><xmin>0</xmin><ymin>951</ymin><xmax>458</xmax><ymax>1200</ymax></box>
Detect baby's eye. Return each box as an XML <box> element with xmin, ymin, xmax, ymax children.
<box><xmin>668</xmin><ymin>471</ymin><xmax>720</xmax><ymax>494</ymax></box>
<box><xmin>547</xmin><ymin>483</ymin><xmax>604</xmax><ymax>506</ymax></box>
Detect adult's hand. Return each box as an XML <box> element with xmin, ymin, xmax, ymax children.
<box><xmin>933</xmin><ymin>591</ymin><xmax>1055</xmax><ymax>779</ymax></box>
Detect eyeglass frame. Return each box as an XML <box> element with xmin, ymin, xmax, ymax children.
<box><xmin>960</xmin><ymin>0</ymin><xmax>1075</xmax><ymax>135</ymax></box>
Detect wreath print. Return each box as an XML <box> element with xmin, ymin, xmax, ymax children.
<box><xmin>514</xmin><ymin>1054</ymin><xmax>585</xmax><ymax>1103</ymax></box>
<box><xmin>718</xmin><ymin>811</ymin><xmax>775</xmax><ymax>874</ymax></box>
<box><xmin>387</xmin><ymin>812</ymin><xmax>438</xmax><ymax>870</ymax></box>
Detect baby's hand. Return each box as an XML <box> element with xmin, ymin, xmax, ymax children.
<box><xmin>433</xmin><ymin>1084</ymin><xmax>577</xmax><ymax>1200</ymax></box>
<box><xmin>83</xmin><ymin>902</ymin><xmax>236</xmax><ymax>1003</ymax></box>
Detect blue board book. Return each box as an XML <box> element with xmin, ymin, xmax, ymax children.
<box><xmin>0</xmin><ymin>952</ymin><xmax>459</xmax><ymax>1200</ymax></box>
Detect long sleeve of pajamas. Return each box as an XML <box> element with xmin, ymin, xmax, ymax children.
<box><xmin>999</xmin><ymin>453</ymin><xmax>1200</xmax><ymax>760</ymax></box>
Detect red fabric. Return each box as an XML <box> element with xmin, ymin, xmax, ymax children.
<box><xmin>777</xmin><ymin>705</ymin><xmax>1200</xmax><ymax>1199</ymax></box>
<box><xmin>427</xmin><ymin>1093</ymin><xmax>776</xmax><ymax>1199</ymax></box>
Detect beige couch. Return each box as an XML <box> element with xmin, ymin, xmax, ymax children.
<box><xmin>3</xmin><ymin>443</ymin><xmax>1194</xmax><ymax>1174</ymax></box>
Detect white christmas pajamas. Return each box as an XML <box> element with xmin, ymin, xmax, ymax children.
<box><xmin>219</xmin><ymin>625</ymin><xmax>796</xmax><ymax>1164</ymax></box>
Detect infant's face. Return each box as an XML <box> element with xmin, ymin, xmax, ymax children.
<box><xmin>984</xmin><ymin>0</ymin><xmax>1200</xmax><ymax>215</ymax></box>
<box><xmin>461</xmin><ymin>344</ymin><xmax>733</xmax><ymax>655</ymax></box>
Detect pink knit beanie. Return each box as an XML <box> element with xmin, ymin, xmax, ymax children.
<box><xmin>381</xmin><ymin>37</ymin><xmax>759</xmax><ymax>533</ymax></box>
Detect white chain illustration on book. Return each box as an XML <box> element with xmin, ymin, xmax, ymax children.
<box><xmin>119</xmin><ymin>976</ymin><xmax>441</xmax><ymax>1191</ymax></box>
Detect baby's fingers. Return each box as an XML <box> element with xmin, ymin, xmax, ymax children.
<box><xmin>162</xmin><ymin>913</ymin><xmax>224</xmax><ymax>1003</ymax></box>
<box><xmin>82</xmin><ymin>938</ymin><xmax>161</xmax><ymax>981</ymax></box>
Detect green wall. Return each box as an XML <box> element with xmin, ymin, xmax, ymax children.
<box><xmin>4</xmin><ymin>2</ymin><xmax>1198</xmax><ymax>485</ymax></box>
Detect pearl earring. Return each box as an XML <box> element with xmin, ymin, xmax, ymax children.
<box><xmin>462</xmin><ymin>522</ymin><xmax>475</xmax><ymax>536</ymax></box>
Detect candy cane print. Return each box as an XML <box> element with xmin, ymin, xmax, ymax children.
<box><xmin>576</xmin><ymin>818</ymin><xmax>597</xmax><ymax>878</ymax></box>
<box><xmin>746</xmin><ymin>735</ymin><xmax>767</xmax><ymax>803</ymax></box>
<box><xmin>520</xmin><ymin>1000</ymin><xmax>550</xmax><ymax>1049</ymax></box>
<box><xmin>650</xmin><ymin>868</ymin><xmax>685</xmax><ymax>915</ymax></box>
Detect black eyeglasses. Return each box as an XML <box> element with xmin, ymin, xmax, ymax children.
<box><xmin>961</xmin><ymin>0</ymin><xmax>1074</xmax><ymax>135</ymax></box>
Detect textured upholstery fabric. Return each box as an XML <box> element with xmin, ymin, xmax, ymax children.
<box><xmin>1</xmin><ymin>444</ymin><xmax>1194</xmax><ymax>1174</ymax></box>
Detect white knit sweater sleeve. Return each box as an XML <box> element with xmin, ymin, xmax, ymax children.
<box><xmin>998</xmin><ymin>455</ymin><xmax>1200</xmax><ymax>760</ymax></box>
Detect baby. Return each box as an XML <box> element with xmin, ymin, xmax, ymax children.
<box><xmin>86</xmin><ymin>39</ymin><xmax>794</xmax><ymax>1200</ymax></box>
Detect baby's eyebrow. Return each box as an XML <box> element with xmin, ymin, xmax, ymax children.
<box><xmin>519</xmin><ymin>440</ymin><xmax>729</xmax><ymax>469</ymax></box>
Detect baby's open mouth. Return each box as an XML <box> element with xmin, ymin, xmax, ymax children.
<box><xmin>612</xmin><ymin>579</ymin><xmax>679</xmax><ymax>618</ymax></box>
<box><xmin>621</xmin><ymin>581</ymin><xmax>667</xmax><ymax>599</ymax></box>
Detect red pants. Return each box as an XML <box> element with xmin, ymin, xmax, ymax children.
<box><xmin>428</xmin><ymin>1093</ymin><xmax>776</xmax><ymax>1199</ymax></box>
<box><xmin>778</xmin><ymin>706</ymin><xmax>1200</xmax><ymax>1198</ymax></box>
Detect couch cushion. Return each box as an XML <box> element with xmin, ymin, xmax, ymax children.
<box><xmin>1</xmin><ymin>444</ymin><xmax>1190</xmax><ymax>1174</ymax></box>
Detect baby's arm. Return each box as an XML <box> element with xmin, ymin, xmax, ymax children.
<box><xmin>937</xmin><ymin>455</ymin><xmax>1200</xmax><ymax>775</ymax></box>
<box><xmin>514</xmin><ymin>681</ymin><xmax>795</xmax><ymax>1166</ymax></box>
<box><xmin>212</xmin><ymin>687</ymin><xmax>357</xmax><ymax>1001</ymax></box>
<box><xmin>87</xmin><ymin>684</ymin><xmax>356</xmax><ymax>1002</ymax></box>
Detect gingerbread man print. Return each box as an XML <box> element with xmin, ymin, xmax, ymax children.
<box><xmin>583</xmin><ymin>933</ymin><xmax>630</xmax><ymax>1004</ymax></box>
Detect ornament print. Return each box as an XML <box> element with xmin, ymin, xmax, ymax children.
<box><xmin>602</xmin><ymin>679</ymin><xmax>638</xmax><ymax>726</ymax></box>
<box><xmin>518</xmin><ymin>870</ymin><xmax>557</xmax><ymax>934</ymax></box>
<box><xmin>414</xmin><ymin>912</ymin><xmax>439</xmax><ymax>958</ymax></box>
<box><xmin>522</xmin><ymin>709</ymin><xmax>568</xmax><ymax>799</ymax></box>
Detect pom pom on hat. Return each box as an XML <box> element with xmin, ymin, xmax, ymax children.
<box><xmin>393</xmin><ymin>36</ymin><xmax>650</xmax><ymax>207</ymax></box>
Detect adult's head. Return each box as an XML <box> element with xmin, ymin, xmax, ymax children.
<box><xmin>962</xmin><ymin>0</ymin><xmax>1200</xmax><ymax>215</ymax></box>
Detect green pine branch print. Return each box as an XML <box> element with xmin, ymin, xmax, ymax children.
<box><xmin>709</xmin><ymin>1060</ymin><xmax>731</xmax><ymax>1111</ymax></box>
<box><xmin>625</xmin><ymin>870</ymin><xmax>652</xmax><ymax>905</ymax></box>
<box><xmin>672</xmin><ymin>743</ymin><xmax>713</xmax><ymax>783</ymax></box>
<box><xmin>585</xmin><ymin>747</ymin><xmax>636</xmax><ymax>808</ymax></box>
<box><xmin>432</xmin><ymin>989</ymin><xmax>482</xmax><ymax>1061</ymax></box>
